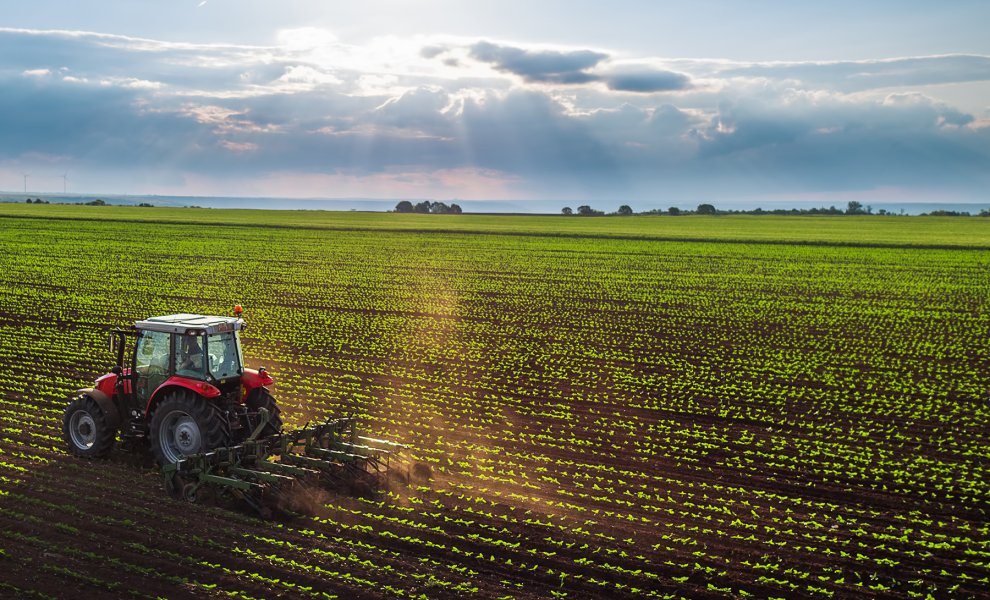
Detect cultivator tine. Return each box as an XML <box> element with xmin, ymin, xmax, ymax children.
<box><xmin>275</xmin><ymin>416</ymin><xmax>405</xmax><ymax>494</ymax></box>
<box><xmin>161</xmin><ymin>413</ymin><xmax>406</xmax><ymax>517</ymax></box>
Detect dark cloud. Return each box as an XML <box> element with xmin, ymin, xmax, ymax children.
<box><xmin>460</xmin><ymin>90</ymin><xmax>615</xmax><ymax>175</ymax></box>
<box><xmin>372</xmin><ymin>88</ymin><xmax>451</xmax><ymax>130</ymax></box>
<box><xmin>688</xmin><ymin>91</ymin><xmax>990</xmax><ymax>196</ymax></box>
<box><xmin>0</xmin><ymin>76</ymin><xmax>201</xmax><ymax>167</ymax></box>
<box><xmin>464</xmin><ymin>41</ymin><xmax>692</xmax><ymax>93</ymax></box>
<box><xmin>419</xmin><ymin>45</ymin><xmax>446</xmax><ymax>59</ymax></box>
<box><xmin>602</xmin><ymin>69</ymin><xmax>691</xmax><ymax>92</ymax></box>
<box><xmin>469</xmin><ymin>41</ymin><xmax>607</xmax><ymax>84</ymax></box>
<box><xmin>649</xmin><ymin>104</ymin><xmax>697</xmax><ymax>131</ymax></box>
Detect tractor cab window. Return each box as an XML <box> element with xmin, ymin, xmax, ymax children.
<box><xmin>206</xmin><ymin>331</ymin><xmax>242</xmax><ymax>380</ymax></box>
<box><xmin>175</xmin><ymin>333</ymin><xmax>206</xmax><ymax>379</ymax></box>
<box><xmin>135</xmin><ymin>330</ymin><xmax>170</xmax><ymax>402</ymax></box>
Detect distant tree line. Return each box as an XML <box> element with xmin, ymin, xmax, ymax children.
<box><xmin>561</xmin><ymin>200</ymin><xmax>990</xmax><ymax>217</ymax></box>
<box><xmin>394</xmin><ymin>200</ymin><xmax>462</xmax><ymax>214</ymax></box>
<box><xmin>562</xmin><ymin>202</ymin><xmax>718</xmax><ymax>216</ymax></box>
<box><xmin>24</xmin><ymin>197</ymin><xmax>110</xmax><ymax>206</ymax></box>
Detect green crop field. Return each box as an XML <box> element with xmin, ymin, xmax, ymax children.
<box><xmin>0</xmin><ymin>204</ymin><xmax>987</xmax><ymax>599</ymax></box>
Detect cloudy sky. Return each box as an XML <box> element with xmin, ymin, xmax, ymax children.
<box><xmin>2</xmin><ymin>0</ymin><xmax>989</xmax><ymax>210</ymax></box>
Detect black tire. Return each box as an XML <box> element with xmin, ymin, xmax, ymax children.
<box><xmin>245</xmin><ymin>387</ymin><xmax>283</xmax><ymax>439</ymax></box>
<box><xmin>149</xmin><ymin>389</ymin><xmax>227</xmax><ymax>465</ymax></box>
<box><xmin>62</xmin><ymin>395</ymin><xmax>116</xmax><ymax>458</ymax></box>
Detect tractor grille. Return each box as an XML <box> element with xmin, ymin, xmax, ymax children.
<box><xmin>215</xmin><ymin>377</ymin><xmax>243</xmax><ymax>404</ymax></box>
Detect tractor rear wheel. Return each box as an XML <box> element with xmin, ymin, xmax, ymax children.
<box><xmin>62</xmin><ymin>395</ymin><xmax>116</xmax><ymax>458</ymax></box>
<box><xmin>245</xmin><ymin>388</ymin><xmax>283</xmax><ymax>439</ymax></box>
<box><xmin>150</xmin><ymin>390</ymin><xmax>227</xmax><ymax>465</ymax></box>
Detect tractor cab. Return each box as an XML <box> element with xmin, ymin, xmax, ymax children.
<box><xmin>128</xmin><ymin>314</ymin><xmax>247</xmax><ymax>406</ymax></box>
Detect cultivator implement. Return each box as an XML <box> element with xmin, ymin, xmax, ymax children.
<box><xmin>162</xmin><ymin>411</ymin><xmax>405</xmax><ymax>517</ymax></box>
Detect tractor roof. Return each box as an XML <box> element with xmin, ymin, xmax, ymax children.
<box><xmin>135</xmin><ymin>314</ymin><xmax>245</xmax><ymax>335</ymax></box>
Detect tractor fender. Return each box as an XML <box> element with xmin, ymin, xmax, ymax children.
<box><xmin>73</xmin><ymin>388</ymin><xmax>122</xmax><ymax>430</ymax></box>
<box><xmin>145</xmin><ymin>376</ymin><xmax>222</xmax><ymax>417</ymax></box>
<box><xmin>241</xmin><ymin>368</ymin><xmax>274</xmax><ymax>394</ymax></box>
<box><xmin>93</xmin><ymin>372</ymin><xmax>118</xmax><ymax>399</ymax></box>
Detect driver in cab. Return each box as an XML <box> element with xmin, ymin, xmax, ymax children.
<box><xmin>178</xmin><ymin>335</ymin><xmax>204</xmax><ymax>375</ymax></box>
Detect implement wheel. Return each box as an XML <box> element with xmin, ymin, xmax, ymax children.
<box><xmin>182</xmin><ymin>481</ymin><xmax>200</xmax><ymax>503</ymax></box>
<box><xmin>150</xmin><ymin>389</ymin><xmax>227</xmax><ymax>465</ymax></box>
<box><xmin>62</xmin><ymin>395</ymin><xmax>116</xmax><ymax>458</ymax></box>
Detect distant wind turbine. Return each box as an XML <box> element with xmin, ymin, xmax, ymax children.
<box><xmin>23</xmin><ymin>173</ymin><xmax>29</xmax><ymax>194</ymax></box>
<box><xmin>62</xmin><ymin>172</ymin><xmax>68</xmax><ymax>194</ymax></box>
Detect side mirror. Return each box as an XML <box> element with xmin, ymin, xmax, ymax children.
<box><xmin>108</xmin><ymin>332</ymin><xmax>118</xmax><ymax>354</ymax></box>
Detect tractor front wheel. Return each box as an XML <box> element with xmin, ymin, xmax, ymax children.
<box><xmin>62</xmin><ymin>395</ymin><xmax>116</xmax><ymax>458</ymax></box>
<box><xmin>150</xmin><ymin>390</ymin><xmax>227</xmax><ymax>465</ymax></box>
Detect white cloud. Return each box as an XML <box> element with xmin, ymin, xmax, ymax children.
<box><xmin>100</xmin><ymin>77</ymin><xmax>163</xmax><ymax>90</ymax></box>
<box><xmin>277</xmin><ymin>65</ymin><xmax>340</xmax><ymax>85</ymax></box>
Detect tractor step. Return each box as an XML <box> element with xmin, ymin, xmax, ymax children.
<box><xmin>161</xmin><ymin>413</ymin><xmax>405</xmax><ymax>517</ymax></box>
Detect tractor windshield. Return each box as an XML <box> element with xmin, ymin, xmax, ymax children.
<box><xmin>206</xmin><ymin>331</ymin><xmax>242</xmax><ymax>380</ymax></box>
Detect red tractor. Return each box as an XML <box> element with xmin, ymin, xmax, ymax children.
<box><xmin>62</xmin><ymin>309</ymin><xmax>281</xmax><ymax>465</ymax></box>
<box><xmin>62</xmin><ymin>309</ymin><xmax>402</xmax><ymax>514</ymax></box>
